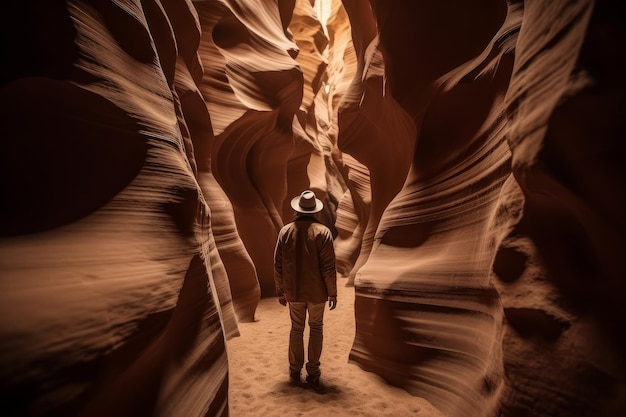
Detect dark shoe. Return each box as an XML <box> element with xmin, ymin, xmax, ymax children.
<box><xmin>289</xmin><ymin>372</ymin><xmax>301</xmax><ymax>384</ymax></box>
<box><xmin>306</xmin><ymin>374</ymin><xmax>325</xmax><ymax>393</ymax></box>
<box><xmin>305</xmin><ymin>374</ymin><xmax>320</xmax><ymax>386</ymax></box>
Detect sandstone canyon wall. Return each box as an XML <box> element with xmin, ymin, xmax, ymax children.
<box><xmin>1</xmin><ymin>1</ymin><xmax>239</xmax><ymax>416</ymax></box>
<box><xmin>334</xmin><ymin>1</ymin><xmax>625</xmax><ymax>417</ymax></box>
<box><xmin>1</xmin><ymin>1</ymin><xmax>624</xmax><ymax>417</ymax></box>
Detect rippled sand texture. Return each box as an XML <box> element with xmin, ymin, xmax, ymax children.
<box><xmin>1</xmin><ymin>1</ymin><xmax>236</xmax><ymax>416</ymax></box>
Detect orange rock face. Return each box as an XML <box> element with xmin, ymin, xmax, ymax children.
<box><xmin>1</xmin><ymin>1</ymin><xmax>624</xmax><ymax>416</ymax></box>
<box><xmin>335</xmin><ymin>1</ymin><xmax>625</xmax><ymax>417</ymax></box>
<box><xmin>1</xmin><ymin>1</ymin><xmax>236</xmax><ymax>416</ymax></box>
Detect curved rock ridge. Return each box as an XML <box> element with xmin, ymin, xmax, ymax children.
<box><xmin>195</xmin><ymin>0</ymin><xmax>305</xmax><ymax>297</ymax></box>
<box><xmin>197</xmin><ymin>0</ymin><xmax>346</xmax><ymax>297</ymax></box>
<box><xmin>190</xmin><ymin>3</ymin><xmax>261</xmax><ymax>323</ymax></box>
<box><xmin>1</xmin><ymin>1</ymin><xmax>625</xmax><ymax>416</ymax></box>
<box><xmin>1</xmin><ymin>1</ymin><xmax>235</xmax><ymax>416</ymax></box>
<box><xmin>324</xmin><ymin>0</ymin><xmax>374</xmax><ymax>275</ymax></box>
<box><xmin>336</xmin><ymin>1</ymin><xmax>625</xmax><ymax>417</ymax></box>
<box><xmin>494</xmin><ymin>1</ymin><xmax>626</xmax><ymax>416</ymax></box>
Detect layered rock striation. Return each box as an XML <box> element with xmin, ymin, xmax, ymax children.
<box><xmin>1</xmin><ymin>1</ymin><xmax>237</xmax><ymax>416</ymax></box>
<box><xmin>332</xmin><ymin>1</ymin><xmax>625</xmax><ymax>417</ymax></box>
<box><xmin>1</xmin><ymin>1</ymin><xmax>624</xmax><ymax>417</ymax></box>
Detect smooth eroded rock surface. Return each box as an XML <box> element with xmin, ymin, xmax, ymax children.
<box><xmin>1</xmin><ymin>1</ymin><xmax>624</xmax><ymax>416</ymax></box>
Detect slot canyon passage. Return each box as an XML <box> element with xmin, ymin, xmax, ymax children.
<box><xmin>1</xmin><ymin>0</ymin><xmax>625</xmax><ymax>416</ymax></box>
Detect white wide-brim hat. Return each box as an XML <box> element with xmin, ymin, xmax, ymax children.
<box><xmin>291</xmin><ymin>189</ymin><xmax>323</xmax><ymax>213</ymax></box>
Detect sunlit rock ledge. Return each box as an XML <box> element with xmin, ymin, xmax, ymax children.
<box><xmin>1</xmin><ymin>0</ymin><xmax>624</xmax><ymax>416</ymax></box>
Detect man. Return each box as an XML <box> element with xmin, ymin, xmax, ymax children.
<box><xmin>274</xmin><ymin>189</ymin><xmax>337</xmax><ymax>388</ymax></box>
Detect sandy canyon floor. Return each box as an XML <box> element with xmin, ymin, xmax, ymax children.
<box><xmin>227</xmin><ymin>279</ymin><xmax>445</xmax><ymax>416</ymax></box>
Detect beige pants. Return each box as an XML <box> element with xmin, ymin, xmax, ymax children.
<box><xmin>288</xmin><ymin>301</ymin><xmax>326</xmax><ymax>378</ymax></box>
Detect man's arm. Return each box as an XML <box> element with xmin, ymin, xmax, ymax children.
<box><xmin>320</xmin><ymin>229</ymin><xmax>337</xmax><ymax>310</ymax></box>
<box><xmin>274</xmin><ymin>234</ymin><xmax>287</xmax><ymax>306</ymax></box>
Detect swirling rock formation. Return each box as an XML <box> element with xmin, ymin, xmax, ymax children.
<box><xmin>332</xmin><ymin>1</ymin><xmax>625</xmax><ymax>417</ymax></box>
<box><xmin>1</xmin><ymin>1</ymin><xmax>237</xmax><ymax>416</ymax></box>
<box><xmin>340</xmin><ymin>2</ymin><xmax>513</xmax><ymax>416</ymax></box>
<box><xmin>193</xmin><ymin>2</ymin><xmax>261</xmax><ymax>323</ymax></box>
<box><xmin>0</xmin><ymin>0</ymin><xmax>334</xmax><ymax>415</ymax></box>
<box><xmin>494</xmin><ymin>1</ymin><xmax>626</xmax><ymax>415</ymax></box>
<box><xmin>197</xmin><ymin>0</ymin><xmax>304</xmax><ymax>298</ymax></box>
<box><xmin>1</xmin><ymin>0</ymin><xmax>624</xmax><ymax>416</ymax></box>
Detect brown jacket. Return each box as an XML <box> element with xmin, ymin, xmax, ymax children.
<box><xmin>274</xmin><ymin>217</ymin><xmax>337</xmax><ymax>303</ymax></box>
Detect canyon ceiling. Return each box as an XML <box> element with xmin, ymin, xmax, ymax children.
<box><xmin>1</xmin><ymin>1</ymin><xmax>624</xmax><ymax>416</ymax></box>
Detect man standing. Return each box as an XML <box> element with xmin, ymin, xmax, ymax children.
<box><xmin>274</xmin><ymin>189</ymin><xmax>337</xmax><ymax>388</ymax></box>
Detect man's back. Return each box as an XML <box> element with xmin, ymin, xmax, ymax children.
<box><xmin>274</xmin><ymin>217</ymin><xmax>336</xmax><ymax>303</ymax></box>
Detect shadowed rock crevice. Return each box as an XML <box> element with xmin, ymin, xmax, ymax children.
<box><xmin>503</xmin><ymin>307</ymin><xmax>570</xmax><ymax>342</ymax></box>
<box><xmin>492</xmin><ymin>245</ymin><xmax>528</xmax><ymax>283</ymax></box>
<box><xmin>0</xmin><ymin>78</ymin><xmax>148</xmax><ymax>237</ymax></box>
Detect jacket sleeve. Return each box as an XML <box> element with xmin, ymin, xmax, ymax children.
<box><xmin>319</xmin><ymin>229</ymin><xmax>337</xmax><ymax>298</ymax></box>
<box><xmin>273</xmin><ymin>233</ymin><xmax>284</xmax><ymax>297</ymax></box>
